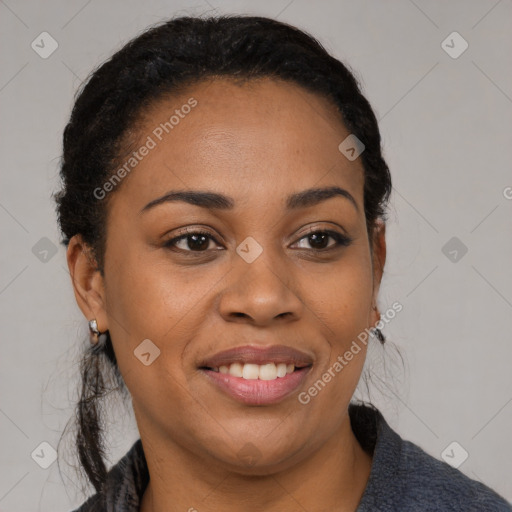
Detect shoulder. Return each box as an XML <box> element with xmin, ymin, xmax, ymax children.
<box><xmin>70</xmin><ymin>492</ymin><xmax>102</xmax><ymax>512</ymax></box>
<box><xmin>69</xmin><ymin>439</ymin><xmax>148</xmax><ymax>512</ymax></box>
<box><xmin>398</xmin><ymin>437</ymin><xmax>511</xmax><ymax>511</ymax></box>
<box><xmin>351</xmin><ymin>403</ymin><xmax>511</xmax><ymax>511</ymax></box>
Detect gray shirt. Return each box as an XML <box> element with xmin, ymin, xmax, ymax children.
<box><xmin>72</xmin><ymin>403</ymin><xmax>512</xmax><ymax>511</ymax></box>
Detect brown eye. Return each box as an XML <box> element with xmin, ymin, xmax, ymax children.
<box><xmin>294</xmin><ymin>230</ymin><xmax>352</xmax><ymax>252</ymax></box>
<box><xmin>164</xmin><ymin>230</ymin><xmax>221</xmax><ymax>252</ymax></box>
<box><xmin>306</xmin><ymin>232</ymin><xmax>331</xmax><ymax>250</ymax></box>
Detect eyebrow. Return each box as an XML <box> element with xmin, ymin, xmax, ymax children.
<box><xmin>140</xmin><ymin>185</ymin><xmax>359</xmax><ymax>214</ymax></box>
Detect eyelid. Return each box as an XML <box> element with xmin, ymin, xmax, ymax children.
<box><xmin>293</xmin><ymin>222</ymin><xmax>351</xmax><ymax>241</ymax></box>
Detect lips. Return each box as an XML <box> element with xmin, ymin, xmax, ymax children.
<box><xmin>199</xmin><ymin>344</ymin><xmax>314</xmax><ymax>369</ymax></box>
<box><xmin>198</xmin><ymin>344</ymin><xmax>314</xmax><ymax>405</ymax></box>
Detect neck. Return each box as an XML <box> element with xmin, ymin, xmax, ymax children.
<box><xmin>139</xmin><ymin>413</ymin><xmax>372</xmax><ymax>512</ymax></box>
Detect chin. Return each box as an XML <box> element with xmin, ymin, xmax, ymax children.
<box><xmin>200</xmin><ymin>437</ymin><xmax>309</xmax><ymax>476</ymax></box>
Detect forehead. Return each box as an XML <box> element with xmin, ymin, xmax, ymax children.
<box><xmin>110</xmin><ymin>77</ymin><xmax>365</xmax><ymax>214</ymax></box>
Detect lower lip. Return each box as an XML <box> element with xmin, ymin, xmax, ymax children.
<box><xmin>201</xmin><ymin>367</ymin><xmax>312</xmax><ymax>405</ymax></box>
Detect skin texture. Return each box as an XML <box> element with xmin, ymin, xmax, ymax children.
<box><xmin>67</xmin><ymin>77</ymin><xmax>386</xmax><ymax>512</ymax></box>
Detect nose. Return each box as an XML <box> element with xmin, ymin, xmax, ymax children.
<box><xmin>217</xmin><ymin>250</ymin><xmax>303</xmax><ymax>326</ymax></box>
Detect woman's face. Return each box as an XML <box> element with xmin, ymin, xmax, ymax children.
<box><xmin>73</xmin><ymin>77</ymin><xmax>385</xmax><ymax>473</ymax></box>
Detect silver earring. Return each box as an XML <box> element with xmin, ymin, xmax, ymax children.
<box><xmin>88</xmin><ymin>319</ymin><xmax>107</xmax><ymax>345</ymax></box>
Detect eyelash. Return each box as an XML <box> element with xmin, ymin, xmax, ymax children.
<box><xmin>163</xmin><ymin>227</ymin><xmax>352</xmax><ymax>255</ymax></box>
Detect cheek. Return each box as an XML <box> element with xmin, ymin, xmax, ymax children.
<box><xmin>102</xmin><ymin>247</ymin><xmax>203</xmax><ymax>400</ymax></box>
<box><xmin>103</xmin><ymin>254</ymin><xmax>208</xmax><ymax>435</ymax></box>
<box><xmin>298</xmin><ymin>287</ymin><xmax>370</xmax><ymax>423</ymax></box>
<box><xmin>308</xmin><ymin>250</ymin><xmax>374</xmax><ymax>338</ymax></box>
<box><xmin>104</xmin><ymin>244</ymin><xmax>205</xmax><ymax>339</ymax></box>
<box><xmin>303</xmin><ymin>250</ymin><xmax>373</xmax><ymax>392</ymax></box>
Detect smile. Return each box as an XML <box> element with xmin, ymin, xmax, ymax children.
<box><xmin>199</xmin><ymin>344</ymin><xmax>313</xmax><ymax>405</ymax></box>
<box><xmin>210</xmin><ymin>362</ymin><xmax>297</xmax><ymax>380</ymax></box>
<box><xmin>200</xmin><ymin>366</ymin><xmax>312</xmax><ymax>406</ymax></box>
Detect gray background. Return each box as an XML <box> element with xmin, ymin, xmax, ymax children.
<box><xmin>1</xmin><ymin>0</ymin><xmax>511</xmax><ymax>510</ymax></box>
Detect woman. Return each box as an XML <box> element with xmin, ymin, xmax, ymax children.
<box><xmin>54</xmin><ymin>14</ymin><xmax>511</xmax><ymax>512</ymax></box>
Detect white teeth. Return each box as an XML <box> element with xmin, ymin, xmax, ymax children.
<box><xmin>229</xmin><ymin>362</ymin><xmax>243</xmax><ymax>377</ymax></box>
<box><xmin>242</xmin><ymin>363</ymin><xmax>259</xmax><ymax>380</ymax></box>
<box><xmin>259</xmin><ymin>363</ymin><xmax>277</xmax><ymax>380</ymax></box>
<box><xmin>276</xmin><ymin>363</ymin><xmax>287</xmax><ymax>378</ymax></box>
<box><xmin>213</xmin><ymin>362</ymin><xmax>298</xmax><ymax>380</ymax></box>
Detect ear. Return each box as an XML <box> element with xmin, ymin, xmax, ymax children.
<box><xmin>66</xmin><ymin>234</ymin><xmax>108</xmax><ymax>332</ymax></box>
<box><xmin>369</xmin><ymin>219</ymin><xmax>386</xmax><ymax>326</ymax></box>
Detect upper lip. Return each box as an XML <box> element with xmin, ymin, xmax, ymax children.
<box><xmin>199</xmin><ymin>344</ymin><xmax>314</xmax><ymax>369</ymax></box>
